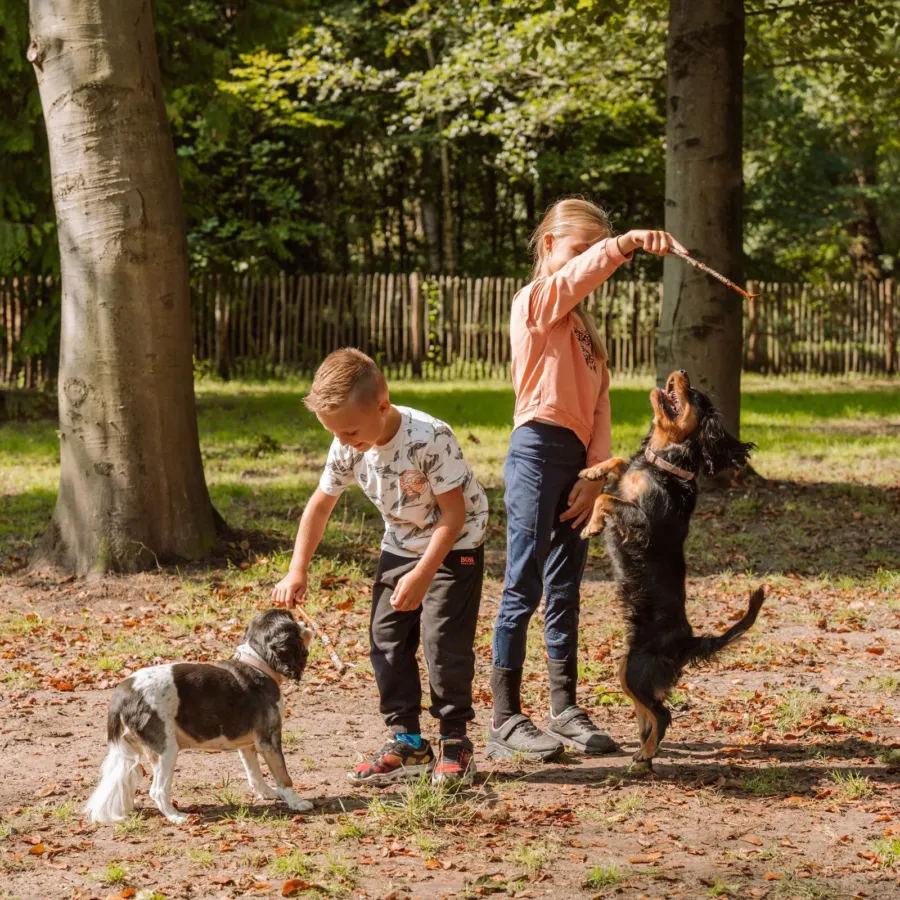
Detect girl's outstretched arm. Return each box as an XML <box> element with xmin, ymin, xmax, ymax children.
<box><xmin>527</xmin><ymin>238</ymin><xmax>631</xmax><ymax>330</ymax></box>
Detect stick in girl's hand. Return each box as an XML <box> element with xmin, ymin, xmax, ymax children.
<box><xmin>666</xmin><ymin>245</ymin><xmax>759</xmax><ymax>300</ymax></box>
<box><xmin>295</xmin><ymin>604</ymin><xmax>347</xmax><ymax>674</ymax></box>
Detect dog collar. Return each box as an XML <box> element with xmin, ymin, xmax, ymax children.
<box><xmin>234</xmin><ymin>643</ymin><xmax>283</xmax><ymax>687</ymax></box>
<box><xmin>644</xmin><ymin>447</ymin><xmax>696</xmax><ymax>481</ymax></box>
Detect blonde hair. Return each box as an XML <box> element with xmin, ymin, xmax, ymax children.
<box><xmin>529</xmin><ymin>197</ymin><xmax>611</xmax><ymax>360</ymax></box>
<box><xmin>304</xmin><ymin>348</ymin><xmax>387</xmax><ymax>414</ymax></box>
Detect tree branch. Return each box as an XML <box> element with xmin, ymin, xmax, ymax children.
<box><xmin>745</xmin><ymin>0</ymin><xmax>861</xmax><ymax>16</ymax></box>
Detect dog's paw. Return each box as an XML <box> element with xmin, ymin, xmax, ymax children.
<box><xmin>166</xmin><ymin>813</ymin><xmax>188</xmax><ymax>825</ymax></box>
<box><xmin>254</xmin><ymin>787</ymin><xmax>280</xmax><ymax>801</ymax></box>
<box><xmin>580</xmin><ymin>523</ymin><xmax>604</xmax><ymax>540</ymax></box>
<box><xmin>578</xmin><ymin>467</ymin><xmax>605</xmax><ymax>482</ymax></box>
<box><xmin>277</xmin><ymin>786</ymin><xmax>314</xmax><ymax>813</ymax></box>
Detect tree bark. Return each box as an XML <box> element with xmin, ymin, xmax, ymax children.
<box><xmin>29</xmin><ymin>0</ymin><xmax>221</xmax><ymax>575</ymax></box>
<box><xmin>658</xmin><ymin>0</ymin><xmax>745</xmax><ymax>436</ymax></box>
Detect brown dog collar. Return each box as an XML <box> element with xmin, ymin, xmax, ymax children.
<box><xmin>234</xmin><ymin>644</ymin><xmax>283</xmax><ymax>687</ymax></box>
<box><xmin>644</xmin><ymin>447</ymin><xmax>696</xmax><ymax>481</ymax></box>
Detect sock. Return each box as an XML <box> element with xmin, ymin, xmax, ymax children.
<box><xmin>395</xmin><ymin>733</ymin><xmax>425</xmax><ymax>750</ymax></box>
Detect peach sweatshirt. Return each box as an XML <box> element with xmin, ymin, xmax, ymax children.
<box><xmin>510</xmin><ymin>236</ymin><xmax>632</xmax><ymax>467</ymax></box>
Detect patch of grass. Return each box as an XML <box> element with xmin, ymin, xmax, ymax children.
<box><xmin>706</xmin><ymin>878</ymin><xmax>737</xmax><ymax>897</ymax></box>
<box><xmin>613</xmin><ymin>794</ymin><xmax>644</xmax><ymax>814</ymax></box>
<box><xmin>99</xmin><ymin>861</ymin><xmax>129</xmax><ymax>886</ymax></box>
<box><xmin>282</xmin><ymin>729</ymin><xmax>304</xmax><ymax>748</ymax></box>
<box><xmin>739</xmin><ymin>767</ymin><xmax>798</xmax><ymax>796</ymax></box>
<box><xmin>0</xmin><ymin>611</ymin><xmax>45</xmax><ymax>637</ymax></box>
<box><xmin>871</xmin><ymin>837</ymin><xmax>900</xmax><ymax>867</ymax></box>
<box><xmin>592</xmin><ymin>685</ymin><xmax>629</xmax><ymax>706</ymax></box>
<box><xmin>775</xmin><ymin>874</ymin><xmax>836</xmax><ymax>899</ymax></box>
<box><xmin>827</xmin><ymin>770</ymin><xmax>873</xmax><ymax>801</ymax></box>
<box><xmin>115</xmin><ymin>814</ymin><xmax>146</xmax><ymax>837</ymax></box>
<box><xmin>334</xmin><ymin>821</ymin><xmax>365</xmax><ymax>841</ymax></box>
<box><xmin>322</xmin><ymin>851</ymin><xmax>357</xmax><ymax>887</ymax></box>
<box><xmin>414</xmin><ymin>833</ymin><xmax>441</xmax><ymax>855</ymax></box>
<box><xmin>877</xmin><ymin>748</ymin><xmax>900</xmax><ymax>766</ymax></box>
<box><xmin>511</xmin><ymin>840</ymin><xmax>553</xmax><ymax>875</ymax></box>
<box><xmin>50</xmin><ymin>801</ymin><xmax>78</xmax><ymax>824</ymax></box>
<box><xmin>186</xmin><ymin>848</ymin><xmax>215</xmax><ymax>868</ymax></box>
<box><xmin>584</xmin><ymin>863</ymin><xmax>626</xmax><ymax>889</ymax></box>
<box><xmin>1</xmin><ymin>669</ymin><xmax>38</xmax><ymax>690</ymax></box>
<box><xmin>214</xmin><ymin>777</ymin><xmax>242</xmax><ymax>808</ymax></box>
<box><xmin>864</xmin><ymin>674</ymin><xmax>900</xmax><ymax>695</ymax></box>
<box><xmin>269</xmin><ymin>849</ymin><xmax>314</xmax><ymax>878</ymax></box>
<box><xmin>0</xmin><ymin>822</ymin><xmax>12</xmax><ymax>840</ymax></box>
<box><xmin>367</xmin><ymin>774</ymin><xmax>481</xmax><ymax>833</ymax></box>
<box><xmin>771</xmin><ymin>689</ymin><xmax>823</xmax><ymax>733</ymax></box>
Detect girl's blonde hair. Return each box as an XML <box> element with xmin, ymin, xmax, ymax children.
<box><xmin>529</xmin><ymin>197</ymin><xmax>611</xmax><ymax>361</ymax></box>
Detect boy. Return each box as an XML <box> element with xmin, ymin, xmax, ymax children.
<box><xmin>272</xmin><ymin>349</ymin><xmax>488</xmax><ymax>786</ymax></box>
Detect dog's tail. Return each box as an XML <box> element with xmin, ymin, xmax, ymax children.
<box><xmin>83</xmin><ymin>706</ymin><xmax>143</xmax><ymax>824</ymax></box>
<box><xmin>682</xmin><ymin>588</ymin><xmax>766</xmax><ymax>667</ymax></box>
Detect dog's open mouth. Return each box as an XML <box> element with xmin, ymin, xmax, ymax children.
<box><xmin>657</xmin><ymin>372</ymin><xmax>690</xmax><ymax>420</ymax></box>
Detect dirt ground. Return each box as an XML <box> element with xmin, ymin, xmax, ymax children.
<box><xmin>1</xmin><ymin>478</ymin><xmax>900</xmax><ymax>900</ymax></box>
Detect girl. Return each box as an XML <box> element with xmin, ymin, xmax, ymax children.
<box><xmin>487</xmin><ymin>197</ymin><xmax>686</xmax><ymax>760</ymax></box>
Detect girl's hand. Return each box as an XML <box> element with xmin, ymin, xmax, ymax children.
<box><xmin>559</xmin><ymin>477</ymin><xmax>605</xmax><ymax>530</ymax></box>
<box><xmin>272</xmin><ymin>568</ymin><xmax>308</xmax><ymax>609</ymax></box>
<box><xmin>618</xmin><ymin>230</ymin><xmax>688</xmax><ymax>257</ymax></box>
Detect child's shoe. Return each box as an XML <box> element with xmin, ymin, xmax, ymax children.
<box><xmin>432</xmin><ymin>734</ymin><xmax>476</xmax><ymax>787</ymax></box>
<box><xmin>347</xmin><ymin>737</ymin><xmax>435</xmax><ymax>786</ymax></box>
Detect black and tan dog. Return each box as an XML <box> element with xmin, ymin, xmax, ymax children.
<box><xmin>85</xmin><ymin>609</ymin><xmax>313</xmax><ymax>823</ymax></box>
<box><xmin>580</xmin><ymin>370</ymin><xmax>765</xmax><ymax>769</ymax></box>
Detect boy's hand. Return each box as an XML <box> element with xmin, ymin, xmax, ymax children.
<box><xmin>619</xmin><ymin>230</ymin><xmax>687</xmax><ymax>257</ymax></box>
<box><xmin>560</xmin><ymin>477</ymin><xmax>605</xmax><ymax>530</ymax></box>
<box><xmin>272</xmin><ymin>569</ymin><xmax>308</xmax><ymax>609</ymax></box>
<box><xmin>391</xmin><ymin>568</ymin><xmax>430</xmax><ymax>612</ymax></box>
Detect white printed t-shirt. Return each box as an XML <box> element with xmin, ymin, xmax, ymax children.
<box><xmin>318</xmin><ymin>406</ymin><xmax>489</xmax><ymax>557</ymax></box>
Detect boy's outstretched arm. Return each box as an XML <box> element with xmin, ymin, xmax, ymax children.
<box><xmin>390</xmin><ymin>487</ymin><xmax>466</xmax><ymax>612</ymax></box>
<box><xmin>272</xmin><ymin>487</ymin><xmax>341</xmax><ymax>608</ymax></box>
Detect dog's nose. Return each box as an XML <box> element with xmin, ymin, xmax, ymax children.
<box><xmin>677</xmin><ymin>369</ymin><xmax>687</xmax><ymax>377</ymax></box>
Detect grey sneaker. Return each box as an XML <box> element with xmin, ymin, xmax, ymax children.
<box><xmin>547</xmin><ymin>706</ymin><xmax>618</xmax><ymax>755</ymax></box>
<box><xmin>486</xmin><ymin>713</ymin><xmax>564</xmax><ymax>761</ymax></box>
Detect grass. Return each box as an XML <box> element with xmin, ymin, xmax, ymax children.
<box><xmin>827</xmin><ymin>769</ymin><xmax>874</xmax><ymax>801</ymax></box>
<box><xmin>511</xmin><ymin>840</ymin><xmax>553</xmax><ymax>875</ymax></box>
<box><xmin>584</xmin><ymin>863</ymin><xmax>626</xmax><ymax>889</ymax></box>
<box><xmin>268</xmin><ymin>849</ymin><xmax>314</xmax><ymax>878</ymax></box>
<box><xmin>115</xmin><ymin>814</ymin><xmax>146</xmax><ymax>837</ymax></box>
<box><xmin>366</xmin><ymin>775</ymin><xmax>482</xmax><ymax>833</ymax></box>
<box><xmin>739</xmin><ymin>767</ymin><xmax>799</xmax><ymax>796</ymax></box>
<box><xmin>877</xmin><ymin>749</ymin><xmax>900</xmax><ymax>766</ymax></box>
<box><xmin>99</xmin><ymin>861</ymin><xmax>128</xmax><ymax>886</ymax></box>
<box><xmin>871</xmin><ymin>837</ymin><xmax>900</xmax><ymax>867</ymax></box>
<box><xmin>775</xmin><ymin>876</ymin><xmax>837</xmax><ymax>900</ymax></box>
<box><xmin>706</xmin><ymin>879</ymin><xmax>737</xmax><ymax>897</ymax></box>
<box><xmin>771</xmin><ymin>690</ymin><xmax>823</xmax><ymax>733</ymax></box>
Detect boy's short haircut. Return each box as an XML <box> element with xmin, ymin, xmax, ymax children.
<box><xmin>304</xmin><ymin>348</ymin><xmax>387</xmax><ymax>414</ymax></box>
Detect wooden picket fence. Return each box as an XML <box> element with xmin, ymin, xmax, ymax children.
<box><xmin>1</xmin><ymin>273</ymin><xmax>897</xmax><ymax>387</ymax></box>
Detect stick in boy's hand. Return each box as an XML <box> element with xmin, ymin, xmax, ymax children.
<box><xmin>294</xmin><ymin>604</ymin><xmax>346</xmax><ymax>674</ymax></box>
<box><xmin>666</xmin><ymin>244</ymin><xmax>759</xmax><ymax>300</ymax></box>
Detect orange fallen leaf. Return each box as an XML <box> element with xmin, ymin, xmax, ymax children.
<box><xmin>282</xmin><ymin>880</ymin><xmax>316</xmax><ymax>897</ymax></box>
<box><xmin>425</xmin><ymin>858</ymin><xmax>441</xmax><ymax>870</ymax></box>
<box><xmin>36</xmin><ymin>784</ymin><xmax>58</xmax><ymax>798</ymax></box>
<box><xmin>743</xmin><ymin>834</ymin><xmax>763</xmax><ymax>846</ymax></box>
<box><xmin>120</xmin><ymin>889</ymin><xmax>136</xmax><ymax>899</ymax></box>
<box><xmin>865</xmin><ymin>647</ymin><xmax>885</xmax><ymax>655</ymax></box>
<box><xmin>28</xmin><ymin>843</ymin><xmax>45</xmax><ymax>856</ymax></box>
<box><xmin>764</xmin><ymin>872</ymin><xmax>783</xmax><ymax>881</ymax></box>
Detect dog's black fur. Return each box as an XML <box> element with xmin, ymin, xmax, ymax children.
<box><xmin>580</xmin><ymin>370</ymin><xmax>765</xmax><ymax>768</ymax></box>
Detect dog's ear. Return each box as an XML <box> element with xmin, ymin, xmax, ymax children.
<box><xmin>266</xmin><ymin>624</ymin><xmax>309</xmax><ymax>680</ymax></box>
<box><xmin>700</xmin><ymin>411</ymin><xmax>756</xmax><ymax>476</ymax></box>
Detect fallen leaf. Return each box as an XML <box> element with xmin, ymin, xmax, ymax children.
<box><xmin>743</xmin><ymin>834</ymin><xmax>763</xmax><ymax>846</ymax></box>
<box><xmin>28</xmin><ymin>843</ymin><xmax>45</xmax><ymax>856</ymax></box>
<box><xmin>281</xmin><ymin>880</ymin><xmax>316</xmax><ymax>897</ymax></box>
<box><xmin>36</xmin><ymin>784</ymin><xmax>58</xmax><ymax>798</ymax></box>
<box><xmin>764</xmin><ymin>872</ymin><xmax>783</xmax><ymax>881</ymax></box>
<box><xmin>865</xmin><ymin>647</ymin><xmax>885</xmax><ymax>655</ymax></box>
<box><xmin>120</xmin><ymin>890</ymin><xmax>136</xmax><ymax>899</ymax></box>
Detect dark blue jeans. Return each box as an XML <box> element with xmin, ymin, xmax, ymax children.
<box><xmin>493</xmin><ymin>421</ymin><xmax>589</xmax><ymax>668</ymax></box>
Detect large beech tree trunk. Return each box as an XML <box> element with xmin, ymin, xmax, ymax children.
<box><xmin>658</xmin><ymin>0</ymin><xmax>745</xmax><ymax>436</ymax></box>
<box><xmin>29</xmin><ymin>0</ymin><xmax>221</xmax><ymax>575</ymax></box>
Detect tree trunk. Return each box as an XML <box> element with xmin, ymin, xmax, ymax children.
<box><xmin>847</xmin><ymin>120</ymin><xmax>885</xmax><ymax>280</ymax></box>
<box><xmin>658</xmin><ymin>0</ymin><xmax>745</xmax><ymax>436</ymax></box>
<box><xmin>29</xmin><ymin>0</ymin><xmax>221</xmax><ymax>575</ymax></box>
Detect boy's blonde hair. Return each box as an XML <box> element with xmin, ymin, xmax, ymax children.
<box><xmin>529</xmin><ymin>197</ymin><xmax>611</xmax><ymax>361</ymax></box>
<box><xmin>304</xmin><ymin>348</ymin><xmax>387</xmax><ymax>414</ymax></box>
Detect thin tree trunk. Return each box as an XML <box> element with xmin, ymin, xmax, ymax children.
<box><xmin>847</xmin><ymin>120</ymin><xmax>885</xmax><ymax>280</ymax></box>
<box><xmin>658</xmin><ymin>0</ymin><xmax>745</xmax><ymax>436</ymax></box>
<box><xmin>29</xmin><ymin>0</ymin><xmax>221</xmax><ymax>575</ymax></box>
<box><xmin>426</xmin><ymin>42</ymin><xmax>456</xmax><ymax>276</ymax></box>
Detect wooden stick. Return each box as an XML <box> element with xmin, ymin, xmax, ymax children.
<box><xmin>295</xmin><ymin>605</ymin><xmax>346</xmax><ymax>674</ymax></box>
<box><xmin>667</xmin><ymin>245</ymin><xmax>759</xmax><ymax>300</ymax></box>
